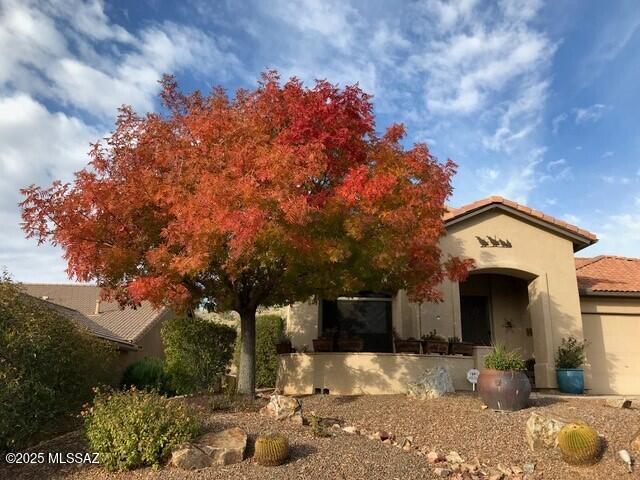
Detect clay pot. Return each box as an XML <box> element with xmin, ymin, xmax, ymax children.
<box><xmin>477</xmin><ymin>369</ymin><xmax>531</xmax><ymax>411</ymax></box>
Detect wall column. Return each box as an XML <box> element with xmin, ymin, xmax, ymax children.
<box><xmin>528</xmin><ymin>275</ymin><xmax>556</xmax><ymax>388</ymax></box>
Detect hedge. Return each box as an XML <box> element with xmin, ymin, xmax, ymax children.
<box><xmin>161</xmin><ymin>315</ymin><xmax>236</xmax><ymax>394</ymax></box>
<box><xmin>235</xmin><ymin>314</ymin><xmax>285</xmax><ymax>389</ymax></box>
<box><xmin>0</xmin><ymin>275</ymin><xmax>117</xmax><ymax>452</ymax></box>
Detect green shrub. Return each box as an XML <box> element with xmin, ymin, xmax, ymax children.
<box><xmin>0</xmin><ymin>275</ymin><xmax>116</xmax><ymax>452</ymax></box>
<box><xmin>484</xmin><ymin>343</ymin><xmax>525</xmax><ymax>371</ymax></box>
<box><xmin>255</xmin><ymin>315</ymin><xmax>285</xmax><ymax>388</ymax></box>
<box><xmin>161</xmin><ymin>315</ymin><xmax>236</xmax><ymax>394</ymax></box>
<box><xmin>122</xmin><ymin>358</ymin><xmax>172</xmax><ymax>395</ymax></box>
<box><xmin>234</xmin><ymin>314</ymin><xmax>285</xmax><ymax>389</ymax></box>
<box><xmin>556</xmin><ymin>336</ymin><xmax>587</xmax><ymax>369</ymax></box>
<box><xmin>84</xmin><ymin>388</ymin><xmax>200</xmax><ymax>471</ymax></box>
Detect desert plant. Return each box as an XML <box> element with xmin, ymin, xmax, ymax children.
<box><xmin>483</xmin><ymin>343</ymin><xmax>525</xmax><ymax>371</ymax></box>
<box><xmin>557</xmin><ymin>422</ymin><xmax>601</xmax><ymax>465</ymax></box>
<box><xmin>121</xmin><ymin>357</ymin><xmax>172</xmax><ymax>395</ymax></box>
<box><xmin>0</xmin><ymin>274</ymin><xmax>116</xmax><ymax>452</ymax></box>
<box><xmin>162</xmin><ymin>316</ymin><xmax>236</xmax><ymax>394</ymax></box>
<box><xmin>83</xmin><ymin>388</ymin><xmax>200</xmax><ymax>471</ymax></box>
<box><xmin>309</xmin><ymin>414</ymin><xmax>331</xmax><ymax>438</ymax></box>
<box><xmin>421</xmin><ymin>329</ymin><xmax>446</xmax><ymax>342</ymax></box>
<box><xmin>556</xmin><ymin>336</ymin><xmax>587</xmax><ymax>369</ymax></box>
<box><xmin>254</xmin><ymin>433</ymin><xmax>289</xmax><ymax>466</ymax></box>
<box><xmin>448</xmin><ymin>336</ymin><xmax>461</xmax><ymax>343</ymax></box>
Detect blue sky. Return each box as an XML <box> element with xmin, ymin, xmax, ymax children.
<box><xmin>1</xmin><ymin>0</ymin><xmax>639</xmax><ymax>282</ymax></box>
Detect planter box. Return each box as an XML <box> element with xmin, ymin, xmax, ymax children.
<box><xmin>313</xmin><ymin>338</ymin><xmax>334</xmax><ymax>352</ymax></box>
<box><xmin>394</xmin><ymin>340</ymin><xmax>421</xmax><ymax>354</ymax></box>
<box><xmin>276</xmin><ymin>342</ymin><xmax>292</xmax><ymax>354</ymax></box>
<box><xmin>422</xmin><ymin>340</ymin><xmax>448</xmax><ymax>355</ymax></box>
<box><xmin>449</xmin><ymin>341</ymin><xmax>474</xmax><ymax>356</ymax></box>
<box><xmin>337</xmin><ymin>338</ymin><xmax>364</xmax><ymax>352</ymax></box>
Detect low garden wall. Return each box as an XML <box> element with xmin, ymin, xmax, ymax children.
<box><xmin>276</xmin><ymin>352</ymin><xmax>476</xmax><ymax>395</ymax></box>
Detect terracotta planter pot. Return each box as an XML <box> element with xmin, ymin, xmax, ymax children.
<box><xmin>394</xmin><ymin>340</ymin><xmax>421</xmax><ymax>354</ymax></box>
<box><xmin>337</xmin><ymin>338</ymin><xmax>364</xmax><ymax>352</ymax></box>
<box><xmin>312</xmin><ymin>338</ymin><xmax>334</xmax><ymax>352</ymax></box>
<box><xmin>477</xmin><ymin>369</ymin><xmax>531</xmax><ymax>411</ymax></box>
<box><xmin>422</xmin><ymin>340</ymin><xmax>449</xmax><ymax>355</ymax></box>
<box><xmin>276</xmin><ymin>342</ymin><xmax>292</xmax><ymax>354</ymax></box>
<box><xmin>449</xmin><ymin>341</ymin><xmax>474</xmax><ymax>356</ymax></box>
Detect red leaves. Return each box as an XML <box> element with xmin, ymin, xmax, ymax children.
<box><xmin>20</xmin><ymin>71</ymin><xmax>470</xmax><ymax>311</ymax></box>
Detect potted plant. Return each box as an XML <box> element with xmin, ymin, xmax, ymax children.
<box><xmin>448</xmin><ymin>336</ymin><xmax>474</xmax><ymax>356</ymax></box>
<box><xmin>312</xmin><ymin>328</ymin><xmax>337</xmax><ymax>352</ymax></box>
<box><xmin>336</xmin><ymin>329</ymin><xmax>365</xmax><ymax>352</ymax></box>
<box><xmin>275</xmin><ymin>332</ymin><xmax>293</xmax><ymax>354</ymax></box>
<box><xmin>477</xmin><ymin>343</ymin><xmax>531</xmax><ymax>411</ymax></box>
<box><xmin>393</xmin><ymin>329</ymin><xmax>421</xmax><ymax>353</ymax></box>
<box><xmin>421</xmin><ymin>330</ymin><xmax>448</xmax><ymax>355</ymax></box>
<box><xmin>555</xmin><ymin>336</ymin><xmax>587</xmax><ymax>394</ymax></box>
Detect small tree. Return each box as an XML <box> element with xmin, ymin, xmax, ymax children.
<box><xmin>21</xmin><ymin>72</ymin><xmax>472</xmax><ymax>395</ymax></box>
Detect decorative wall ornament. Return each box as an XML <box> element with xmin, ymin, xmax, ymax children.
<box><xmin>475</xmin><ymin>235</ymin><xmax>512</xmax><ymax>248</ymax></box>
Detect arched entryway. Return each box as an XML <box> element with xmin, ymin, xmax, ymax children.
<box><xmin>458</xmin><ymin>267</ymin><xmax>545</xmax><ymax>386</ymax></box>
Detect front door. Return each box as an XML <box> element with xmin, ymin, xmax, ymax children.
<box><xmin>460</xmin><ymin>295</ymin><xmax>491</xmax><ymax>346</ymax></box>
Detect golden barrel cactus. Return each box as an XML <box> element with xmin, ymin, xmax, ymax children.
<box><xmin>557</xmin><ymin>422</ymin><xmax>601</xmax><ymax>465</ymax></box>
<box><xmin>254</xmin><ymin>433</ymin><xmax>289</xmax><ymax>466</ymax></box>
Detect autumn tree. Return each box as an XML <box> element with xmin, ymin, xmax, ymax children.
<box><xmin>21</xmin><ymin>72</ymin><xmax>471</xmax><ymax>395</ymax></box>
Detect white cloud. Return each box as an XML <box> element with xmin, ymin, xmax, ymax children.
<box><xmin>602</xmin><ymin>151</ymin><xmax>614</xmax><ymax>158</ymax></box>
<box><xmin>0</xmin><ymin>0</ymin><xmax>242</xmax><ymax>281</ymax></box>
<box><xmin>551</xmin><ymin>113</ymin><xmax>567</xmax><ymax>134</ymax></box>
<box><xmin>0</xmin><ymin>0</ymin><xmax>242</xmax><ymax>118</ymax></box>
<box><xmin>0</xmin><ymin>94</ymin><xmax>101</xmax><ymax>282</ymax></box>
<box><xmin>563</xmin><ymin>214</ymin><xmax>581</xmax><ymax>225</ymax></box>
<box><xmin>574</xmin><ymin>103</ymin><xmax>608</xmax><ymax>124</ymax></box>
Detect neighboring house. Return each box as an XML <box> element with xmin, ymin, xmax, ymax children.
<box><xmin>21</xmin><ymin>284</ymin><xmax>172</xmax><ymax>373</ymax></box>
<box><xmin>277</xmin><ymin>196</ymin><xmax>640</xmax><ymax>395</ymax></box>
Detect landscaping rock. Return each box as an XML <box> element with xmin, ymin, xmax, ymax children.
<box><xmin>606</xmin><ymin>398</ymin><xmax>632</xmax><ymax>409</ymax></box>
<box><xmin>197</xmin><ymin>427</ymin><xmax>247</xmax><ymax>465</ymax></box>
<box><xmin>523</xmin><ymin>463</ymin><xmax>536</xmax><ymax>474</ymax></box>
<box><xmin>445</xmin><ymin>450</ymin><xmax>464</xmax><ymax>464</ymax></box>
<box><xmin>170</xmin><ymin>443</ymin><xmax>212</xmax><ymax>470</ymax></box>
<box><xmin>375</xmin><ymin>430</ymin><xmax>392</xmax><ymax>441</ymax></box>
<box><xmin>525</xmin><ymin>412</ymin><xmax>567</xmax><ymax>450</ymax></box>
<box><xmin>631</xmin><ymin>429</ymin><xmax>640</xmax><ymax>454</ymax></box>
<box><xmin>260</xmin><ymin>394</ymin><xmax>303</xmax><ymax>423</ymax></box>
<box><xmin>342</xmin><ymin>426</ymin><xmax>359</xmax><ymax>434</ymax></box>
<box><xmin>407</xmin><ymin>366</ymin><xmax>455</xmax><ymax>399</ymax></box>
<box><xmin>434</xmin><ymin>467</ymin><xmax>452</xmax><ymax>477</ymax></box>
<box><xmin>426</xmin><ymin>450</ymin><xmax>444</xmax><ymax>463</ymax></box>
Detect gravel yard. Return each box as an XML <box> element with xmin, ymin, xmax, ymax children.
<box><xmin>2</xmin><ymin>393</ymin><xmax>638</xmax><ymax>480</ymax></box>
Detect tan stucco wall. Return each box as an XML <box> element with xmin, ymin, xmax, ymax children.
<box><xmin>114</xmin><ymin>312</ymin><xmax>170</xmax><ymax>375</ymax></box>
<box><xmin>581</xmin><ymin>295</ymin><xmax>640</xmax><ymax>395</ymax></box>
<box><xmin>277</xmin><ymin>352</ymin><xmax>475</xmax><ymax>395</ymax></box>
<box><xmin>285</xmin><ymin>208</ymin><xmax>588</xmax><ymax>390</ymax></box>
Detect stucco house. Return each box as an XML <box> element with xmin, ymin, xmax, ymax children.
<box><xmin>21</xmin><ymin>284</ymin><xmax>171</xmax><ymax>373</ymax></box>
<box><xmin>277</xmin><ymin>196</ymin><xmax>640</xmax><ymax>396</ymax></box>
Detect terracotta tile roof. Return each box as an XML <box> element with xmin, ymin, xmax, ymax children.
<box><xmin>20</xmin><ymin>284</ymin><xmax>167</xmax><ymax>345</ymax></box>
<box><xmin>443</xmin><ymin>196</ymin><xmax>597</xmax><ymax>244</ymax></box>
<box><xmin>575</xmin><ymin>256</ymin><xmax>640</xmax><ymax>294</ymax></box>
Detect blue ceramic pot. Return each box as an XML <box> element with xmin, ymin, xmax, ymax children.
<box><xmin>556</xmin><ymin>368</ymin><xmax>584</xmax><ymax>394</ymax></box>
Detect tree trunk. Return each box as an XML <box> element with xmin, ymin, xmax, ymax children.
<box><xmin>237</xmin><ymin>308</ymin><xmax>257</xmax><ymax>396</ymax></box>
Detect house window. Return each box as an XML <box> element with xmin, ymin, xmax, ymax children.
<box><xmin>321</xmin><ymin>293</ymin><xmax>393</xmax><ymax>352</ymax></box>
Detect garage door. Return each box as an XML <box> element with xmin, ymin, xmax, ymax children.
<box><xmin>582</xmin><ymin>311</ymin><xmax>640</xmax><ymax>395</ymax></box>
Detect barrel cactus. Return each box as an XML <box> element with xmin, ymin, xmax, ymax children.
<box><xmin>557</xmin><ymin>422</ymin><xmax>601</xmax><ymax>465</ymax></box>
<box><xmin>254</xmin><ymin>433</ymin><xmax>289</xmax><ymax>466</ymax></box>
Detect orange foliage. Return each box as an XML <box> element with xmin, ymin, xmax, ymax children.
<box><xmin>21</xmin><ymin>71</ymin><xmax>471</xmax><ymax>313</ymax></box>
